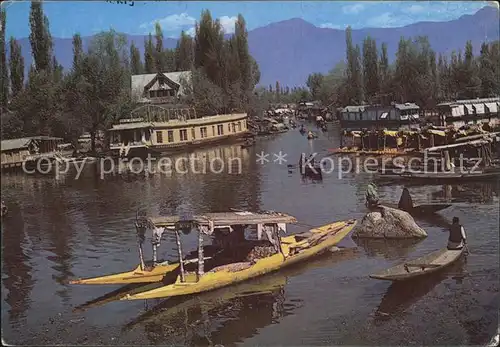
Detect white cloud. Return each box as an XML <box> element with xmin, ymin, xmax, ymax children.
<box><xmin>319</xmin><ymin>22</ymin><xmax>343</xmax><ymax>29</ymax></box>
<box><xmin>365</xmin><ymin>12</ymin><xmax>413</xmax><ymax>28</ymax></box>
<box><xmin>185</xmin><ymin>27</ymin><xmax>196</xmax><ymax>37</ymax></box>
<box><xmin>342</xmin><ymin>4</ymin><xmax>365</xmax><ymax>14</ymax></box>
<box><xmin>406</xmin><ymin>4</ymin><xmax>425</xmax><ymax>14</ymax></box>
<box><xmin>139</xmin><ymin>13</ymin><xmax>196</xmax><ymax>32</ymax></box>
<box><xmin>219</xmin><ymin>15</ymin><xmax>238</xmax><ymax>34</ymax></box>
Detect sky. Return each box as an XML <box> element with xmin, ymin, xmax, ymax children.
<box><xmin>2</xmin><ymin>1</ymin><xmax>497</xmax><ymax>39</ymax></box>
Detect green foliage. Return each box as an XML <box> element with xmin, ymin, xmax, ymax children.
<box><xmin>306</xmin><ymin>30</ymin><xmax>500</xmax><ymax>109</ymax></box>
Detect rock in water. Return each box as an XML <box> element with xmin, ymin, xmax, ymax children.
<box><xmin>352</xmin><ymin>205</ymin><xmax>427</xmax><ymax>239</ymax></box>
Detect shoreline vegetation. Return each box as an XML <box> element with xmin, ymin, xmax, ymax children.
<box><xmin>0</xmin><ymin>1</ymin><xmax>499</xmax><ymax>154</ymax></box>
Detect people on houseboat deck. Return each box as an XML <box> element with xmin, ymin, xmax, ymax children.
<box><xmin>446</xmin><ymin>217</ymin><xmax>467</xmax><ymax>250</ymax></box>
<box><xmin>365</xmin><ymin>183</ymin><xmax>380</xmax><ymax>208</ymax></box>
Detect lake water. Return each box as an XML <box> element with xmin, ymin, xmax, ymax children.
<box><xmin>2</xmin><ymin>123</ymin><xmax>499</xmax><ymax>345</ymax></box>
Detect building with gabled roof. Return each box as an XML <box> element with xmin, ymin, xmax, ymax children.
<box><xmin>131</xmin><ymin>71</ymin><xmax>192</xmax><ymax>104</ymax></box>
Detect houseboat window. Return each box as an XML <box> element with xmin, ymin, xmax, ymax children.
<box><xmin>236</xmin><ymin>122</ymin><xmax>241</xmax><ymax>131</ymax></box>
<box><xmin>231</xmin><ymin>123</ymin><xmax>236</xmax><ymax>132</ymax></box>
<box><xmin>149</xmin><ymin>90</ymin><xmax>156</xmax><ymax>98</ymax></box>
<box><xmin>180</xmin><ymin>129</ymin><xmax>188</xmax><ymax>141</ymax></box>
<box><xmin>380</xmin><ymin>112</ymin><xmax>388</xmax><ymax>119</ymax></box>
<box><xmin>217</xmin><ymin>124</ymin><xmax>224</xmax><ymax>136</ymax></box>
<box><xmin>156</xmin><ymin>131</ymin><xmax>163</xmax><ymax>143</ymax></box>
<box><xmin>212</xmin><ymin>125</ymin><xmax>215</xmax><ymax>136</ymax></box>
<box><xmin>167</xmin><ymin>130</ymin><xmax>174</xmax><ymax>142</ymax></box>
<box><xmin>200</xmin><ymin>127</ymin><xmax>208</xmax><ymax>138</ymax></box>
<box><xmin>145</xmin><ymin>130</ymin><xmax>151</xmax><ymax>141</ymax></box>
<box><xmin>244</xmin><ymin>120</ymin><xmax>247</xmax><ymax>129</ymax></box>
<box><xmin>191</xmin><ymin>128</ymin><xmax>196</xmax><ymax>140</ymax></box>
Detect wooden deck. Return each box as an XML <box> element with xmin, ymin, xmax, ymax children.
<box><xmin>149</xmin><ymin>211</ymin><xmax>297</xmax><ymax>227</ymax></box>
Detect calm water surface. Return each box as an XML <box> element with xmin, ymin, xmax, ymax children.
<box><xmin>2</xmin><ymin>123</ymin><xmax>499</xmax><ymax>345</ymax></box>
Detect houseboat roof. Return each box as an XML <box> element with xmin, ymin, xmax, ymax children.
<box><xmin>149</xmin><ymin>211</ymin><xmax>297</xmax><ymax>228</ymax></box>
<box><xmin>437</xmin><ymin>97</ymin><xmax>500</xmax><ymax>107</ymax></box>
<box><xmin>109</xmin><ymin>113</ymin><xmax>248</xmax><ymax>131</ymax></box>
<box><xmin>394</xmin><ymin>103</ymin><xmax>420</xmax><ymax>110</ymax></box>
<box><xmin>1</xmin><ymin>136</ymin><xmax>63</xmax><ymax>152</ymax></box>
<box><xmin>109</xmin><ymin>122</ymin><xmax>154</xmax><ymax>131</ymax></box>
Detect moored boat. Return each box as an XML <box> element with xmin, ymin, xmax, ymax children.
<box><xmin>116</xmin><ymin>215</ymin><xmax>357</xmax><ymax>301</ymax></box>
<box><xmin>369</xmin><ymin>247</ymin><xmax>465</xmax><ymax>281</ymax></box>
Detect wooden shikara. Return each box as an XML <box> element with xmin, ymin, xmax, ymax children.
<box><xmin>369</xmin><ymin>247</ymin><xmax>465</xmax><ymax>281</ymax></box>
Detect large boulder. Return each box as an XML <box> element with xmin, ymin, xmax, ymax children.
<box><xmin>352</xmin><ymin>205</ymin><xmax>428</xmax><ymax>239</ymax></box>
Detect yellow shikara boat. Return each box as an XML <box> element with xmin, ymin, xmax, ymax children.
<box><xmin>120</xmin><ymin>217</ymin><xmax>358</xmax><ymax>301</ymax></box>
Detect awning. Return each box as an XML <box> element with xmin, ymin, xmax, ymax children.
<box><xmin>380</xmin><ymin>112</ymin><xmax>388</xmax><ymax>119</ymax></box>
<box><xmin>427</xmin><ymin>129</ymin><xmax>446</xmax><ymax>137</ymax></box>
<box><xmin>473</xmin><ymin>103</ymin><xmax>485</xmax><ymax>115</ymax></box>
<box><xmin>464</xmin><ymin>104</ymin><xmax>474</xmax><ymax>114</ymax></box>
<box><xmin>451</xmin><ymin>106</ymin><xmax>465</xmax><ymax>117</ymax></box>
<box><xmin>485</xmin><ymin>102</ymin><xmax>498</xmax><ymax>113</ymax></box>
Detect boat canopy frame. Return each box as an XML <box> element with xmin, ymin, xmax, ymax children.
<box><xmin>134</xmin><ymin>210</ymin><xmax>297</xmax><ymax>283</ymax></box>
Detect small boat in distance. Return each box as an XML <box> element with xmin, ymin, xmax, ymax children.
<box><xmin>369</xmin><ymin>247</ymin><xmax>465</xmax><ymax>281</ymax></box>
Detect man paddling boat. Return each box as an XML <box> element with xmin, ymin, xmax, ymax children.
<box><xmin>446</xmin><ymin>217</ymin><xmax>467</xmax><ymax>250</ymax></box>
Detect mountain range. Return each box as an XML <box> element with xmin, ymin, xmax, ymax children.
<box><xmin>8</xmin><ymin>5</ymin><xmax>500</xmax><ymax>87</ymax></box>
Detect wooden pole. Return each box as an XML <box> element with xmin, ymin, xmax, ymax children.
<box><xmin>138</xmin><ymin>242</ymin><xmax>146</xmax><ymax>271</ymax></box>
<box><xmin>152</xmin><ymin>244</ymin><xmax>157</xmax><ymax>265</ymax></box>
<box><xmin>197</xmin><ymin>227</ymin><xmax>204</xmax><ymax>281</ymax></box>
<box><xmin>175</xmin><ymin>229</ymin><xmax>185</xmax><ymax>282</ymax></box>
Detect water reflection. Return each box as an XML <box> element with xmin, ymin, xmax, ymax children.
<box><xmin>430</xmin><ymin>183</ymin><xmax>499</xmax><ymax>204</ymax></box>
<box><xmin>1</xmin><ymin>203</ymin><xmax>35</xmax><ymax>327</ymax></box>
<box><xmin>121</xmin><ymin>247</ymin><xmax>360</xmax><ymax>345</ymax></box>
<box><xmin>353</xmin><ymin>238</ymin><xmax>425</xmax><ymax>260</ymax></box>
<box><xmin>374</xmin><ymin>256</ymin><xmax>468</xmax><ymax>322</ymax></box>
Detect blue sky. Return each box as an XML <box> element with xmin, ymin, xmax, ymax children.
<box><xmin>2</xmin><ymin>1</ymin><xmax>496</xmax><ymax>39</ymax></box>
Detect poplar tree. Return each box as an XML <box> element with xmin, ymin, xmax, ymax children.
<box><xmin>130</xmin><ymin>42</ymin><xmax>143</xmax><ymax>74</ymax></box>
<box><xmin>29</xmin><ymin>0</ymin><xmax>53</xmax><ymax>72</ymax></box>
<box><xmin>154</xmin><ymin>22</ymin><xmax>165</xmax><ymax>72</ymax></box>
<box><xmin>0</xmin><ymin>8</ymin><xmax>8</xmax><ymax>107</ymax></box>
<box><xmin>144</xmin><ymin>33</ymin><xmax>155</xmax><ymax>73</ymax></box>
<box><xmin>175</xmin><ymin>31</ymin><xmax>194</xmax><ymax>71</ymax></box>
<box><xmin>9</xmin><ymin>37</ymin><xmax>24</xmax><ymax>98</ymax></box>
<box><xmin>72</xmin><ymin>33</ymin><xmax>83</xmax><ymax>73</ymax></box>
<box><xmin>362</xmin><ymin>36</ymin><xmax>379</xmax><ymax>103</ymax></box>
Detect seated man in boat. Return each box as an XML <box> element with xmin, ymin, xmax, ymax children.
<box><xmin>365</xmin><ymin>183</ymin><xmax>380</xmax><ymax>208</ymax></box>
<box><xmin>446</xmin><ymin>217</ymin><xmax>467</xmax><ymax>250</ymax></box>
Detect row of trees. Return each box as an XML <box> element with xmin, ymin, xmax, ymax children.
<box><xmin>305</xmin><ymin>27</ymin><xmax>500</xmax><ymax>109</ymax></box>
<box><xmin>0</xmin><ymin>2</ymin><xmax>261</xmax><ymax>149</ymax></box>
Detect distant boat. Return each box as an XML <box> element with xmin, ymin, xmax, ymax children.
<box><xmin>1</xmin><ymin>201</ymin><xmax>7</xmax><ymax>217</ymax></box>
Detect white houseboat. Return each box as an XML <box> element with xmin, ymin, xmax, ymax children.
<box><xmin>108</xmin><ymin>106</ymin><xmax>250</xmax><ymax>157</ymax></box>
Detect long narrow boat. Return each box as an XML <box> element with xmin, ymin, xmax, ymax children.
<box><xmin>120</xmin><ymin>217</ymin><xmax>358</xmax><ymax>301</ymax></box>
<box><xmin>369</xmin><ymin>247</ymin><xmax>465</xmax><ymax>281</ymax></box>
<box><xmin>69</xmin><ymin>211</ymin><xmax>297</xmax><ymax>285</ymax></box>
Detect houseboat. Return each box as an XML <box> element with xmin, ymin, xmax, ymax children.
<box><xmin>108</xmin><ymin>106</ymin><xmax>250</xmax><ymax>157</ymax></box>
<box><xmin>435</xmin><ymin>97</ymin><xmax>500</xmax><ymax>129</ymax></box>
<box><xmin>1</xmin><ymin>136</ymin><xmax>65</xmax><ymax>170</ymax></box>
<box><xmin>339</xmin><ymin>102</ymin><xmax>421</xmax><ymax>131</ymax></box>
